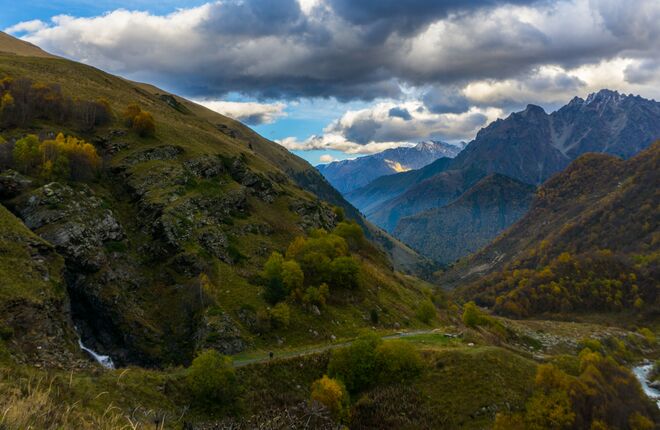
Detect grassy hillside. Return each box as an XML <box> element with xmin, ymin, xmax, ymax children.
<box><xmin>443</xmin><ymin>142</ymin><xmax>659</xmax><ymax>319</ymax></box>
<box><xmin>0</xmin><ymin>40</ymin><xmax>431</xmax><ymax>367</ymax></box>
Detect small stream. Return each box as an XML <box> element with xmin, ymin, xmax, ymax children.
<box><xmin>76</xmin><ymin>329</ymin><xmax>115</xmax><ymax>369</ymax></box>
<box><xmin>632</xmin><ymin>362</ymin><xmax>660</xmax><ymax>409</ymax></box>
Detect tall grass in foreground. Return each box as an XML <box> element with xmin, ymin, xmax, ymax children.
<box><xmin>0</xmin><ymin>375</ymin><xmax>163</xmax><ymax>430</ymax></box>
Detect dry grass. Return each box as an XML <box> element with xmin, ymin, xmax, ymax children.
<box><xmin>0</xmin><ymin>376</ymin><xmax>164</xmax><ymax>430</ymax></box>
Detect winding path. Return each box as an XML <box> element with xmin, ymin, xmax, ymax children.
<box><xmin>232</xmin><ymin>329</ymin><xmax>447</xmax><ymax>368</ymax></box>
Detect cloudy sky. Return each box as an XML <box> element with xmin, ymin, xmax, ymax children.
<box><xmin>4</xmin><ymin>0</ymin><xmax>659</xmax><ymax>164</ymax></box>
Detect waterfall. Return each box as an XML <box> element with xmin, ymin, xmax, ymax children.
<box><xmin>76</xmin><ymin>330</ymin><xmax>115</xmax><ymax>369</ymax></box>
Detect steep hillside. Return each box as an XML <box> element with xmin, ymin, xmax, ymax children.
<box><xmin>0</xmin><ymin>202</ymin><xmax>81</xmax><ymax>368</ymax></box>
<box><xmin>395</xmin><ymin>174</ymin><xmax>535</xmax><ymax>264</ymax></box>
<box><xmin>0</xmin><ymin>36</ymin><xmax>431</xmax><ymax>368</ymax></box>
<box><xmin>317</xmin><ymin>141</ymin><xmax>462</xmax><ymax>194</ymax></box>
<box><xmin>443</xmin><ymin>142</ymin><xmax>660</xmax><ymax>318</ymax></box>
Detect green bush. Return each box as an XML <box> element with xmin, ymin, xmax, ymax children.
<box><xmin>328</xmin><ymin>335</ymin><xmax>382</xmax><ymax>393</ymax></box>
<box><xmin>186</xmin><ymin>350</ymin><xmax>238</xmax><ymax>409</ymax></box>
<box><xmin>416</xmin><ymin>299</ymin><xmax>436</xmax><ymax>324</ymax></box>
<box><xmin>329</xmin><ymin>256</ymin><xmax>360</xmax><ymax>289</ymax></box>
<box><xmin>462</xmin><ymin>301</ymin><xmax>489</xmax><ymax>328</ymax></box>
<box><xmin>262</xmin><ymin>252</ymin><xmax>287</xmax><ymax>304</ymax></box>
<box><xmin>271</xmin><ymin>302</ymin><xmax>290</xmax><ymax>328</ymax></box>
<box><xmin>375</xmin><ymin>340</ymin><xmax>423</xmax><ymax>384</ymax></box>
<box><xmin>328</xmin><ymin>336</ymin><xmax>425</xmax><ymax>393</ymax></box>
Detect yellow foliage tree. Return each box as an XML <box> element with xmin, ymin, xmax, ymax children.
<box><xmin>310</xmin><ymin>375</ymin><xmax>349</xmax><ymax>420</ymax></box>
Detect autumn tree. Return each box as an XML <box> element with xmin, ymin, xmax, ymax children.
<box><xmin>123</xmin><ymin>103</ymin><xmax>155</xmax><ymax>137</ymax></box>
<box><xmin>310</xmin><ymin>376</ymin><xmax>349</xmax><ymax>420</ymax></box>
<box><xmin>132</xmin><ymin>111</ymin><xmax>156</xmax><ymax>137</ymax></box>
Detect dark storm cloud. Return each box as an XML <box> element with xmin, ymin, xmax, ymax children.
<box><xmin>388</xmin><ymin>107</ymin><xmax>412</xmax><ymax>120</ymax></box>
<box><xmin>15</xmin><ymin>0</ymin><xmax>660</xmax><ymax>101</ymax></box>
<box><xmin>203</xmin><ymin>0</ymin><xmax>306</xmax><ymax>36</ymax></box>
<box><xmin>328</xmin><ymin>0</ymin><xmax>538</xmax><ymax>38</ymax></box>
<box><xmin>423</xmin><ymin>87</ymin><xmax>471</xmax><ymax>114</ymax></box>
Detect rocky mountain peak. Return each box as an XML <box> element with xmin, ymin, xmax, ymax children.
<box><xmin>520</xmin><ymin>104</ymin><xmax>547</xmax><ymax>117</ymax></box>
<box><xmin>584</xmin><ymin>89</ymin><xmax>625</xmax><ymax>106</ymax></box>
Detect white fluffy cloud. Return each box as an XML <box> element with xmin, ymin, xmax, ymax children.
<box><xmin>318</xmin><ymin>154</ymin><xmax>335</xmax><ymax>163</ymax></box>
<box><xmin>196</xmin><ymin>100</ymin><xmax>287</xmax><ymax>125</ymax></box>
<box><xmin>277</xmin><ymin>101</ymin><xmax>502</xmax><ymax>154</ymax></box>
<box><xmin>4</xmin><ymin>19</ymin><xmax>48</xmax><ymax>34</ymax></box>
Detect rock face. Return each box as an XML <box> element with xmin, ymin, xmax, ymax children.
<box><xmin>317</xmin><ymin>141</ymin><xmax>463</xmax><ymax>194</ymax></box>
<box><xmin>13</xmin><ymin>182</ymin><xmax>123</xmax><ymax>271</ymax></box>
<box><xmin>395</xmin><ymin>174</ymin><xmax>535</xmax><ymax>264</ymax></box>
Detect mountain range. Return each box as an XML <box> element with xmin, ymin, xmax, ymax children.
<box><xmin>444</xmin><ymin>142</ymin><xmax>659</xmax><ymax>318</ymax></box>
<box><xmin>347</xmin><ymin>90</ymin><xmax>660</xmax><ymax>264</ymax></box>
<box><xmin>316</xmin><ymin>140</ymin><xmax>462</xmax><ymax>194</ymax></box>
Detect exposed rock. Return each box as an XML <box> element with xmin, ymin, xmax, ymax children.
<box><xmin>13</xmin><ymin>182</ymin><xmax>123</xmax><ymax>271</ymax></box>
<box><xmin>0</xmin><ymin>169</ymin><xmax>32</xmax><ymax>199</ymax></box>
<box><xmin>229</xmin><ymin>157</ymin><xmax>277</xmax><ymax>202</ymax></box>
<box><xmin>184</xmin><ymin>156</ymin><xmax>225</xmax><ymax>178</ymax></box>
<box><xmin>121</xmin><ymin>145</ymin><xmax>184</xmax><ymax>167</ymax></box>
<box><xmin>290</xmin><ymin>200</ymin><xmax>338</xmax><ymax>231</ymax></box>
<box><xmin>197</xmin><ymin>312</ymin><xmax>247</xmax><ymax>355</ymax></box>
<box><xmin>198</xmin><ymin>229</ymin><xmax>229</xmax><ymax>261</ymax></box>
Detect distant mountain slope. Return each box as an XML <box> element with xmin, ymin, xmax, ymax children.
<box><xmin>346</xmin><ymin>156</ymin><xmax>454</xmax><ymax>216</ymax></box>
<box><xmin>395</xmin><ymin>174</ymin><xmax>535</xmax><ymax>264</ymax></box>
<box><xmin>367</xmin><ymin>165</ymin><xmax>486</xmax><ymax>231</ymax></box>
<box><xmin>354</xmin><ymin>90</ymin><xmax>660</xmax><ymax>262</ymax></box>
<box><xmin>317</xmin><ymin>141</ymin><xmax>462</xmax><ymax>194</ymax></box>
<box><xmin>443</xmin><ymin>142</ymin><xmax>659</xmax><ymax>317</ymax></box>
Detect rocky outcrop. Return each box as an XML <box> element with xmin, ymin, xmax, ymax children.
<box><xmin>290</xmin><ymin>200</ymin><xmax>338</xmax><ymax>231</ymax></box>
<box><xmin>13</xmin><ymin>182</ymin><xmax>123</xmax><ymax>271</ymax></box>
<box><xmin>120</xmin><ymin>145</ymin><xmax>184</xmax><ymax>167</ymax></box>
<box><xmin>0</xmin><ymin>169</ymin><xmax>32</xmax><ymax>199</ymax></box>
<box><xmin>196</xmin><ymin>311</ymin><xmax>248</xmax><ymax>355</ymax></box>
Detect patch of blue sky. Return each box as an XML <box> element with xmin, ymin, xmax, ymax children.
<box><xmin>1</xmin><ymin>0</ymin><xmax>208</xmax><ymax>30</ymax></box>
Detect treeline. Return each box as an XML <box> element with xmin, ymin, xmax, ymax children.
<box><xmin>261</xmin><ymin>221</ymin><xmax>365</xmax><ymax>307</ymax></box>
<box><xmin>0</xmin><ymin>76</ymin><xmax>111</xmax><ymax>130</ymax></box>
<box><xmin>468</xmin><ymin>250</ymin><xmax>657</xmax><ymax>317</ymax></box>
<box><xmin>0</xmin><ymin>133</ymin><xmax>101</xmax><ymax>181</ymax></box>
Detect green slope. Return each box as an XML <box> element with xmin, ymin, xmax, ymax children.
<box><xmin>0</xmin><ymin>37</ymin><xmax>431</xmax><ymax>367</ymax></box>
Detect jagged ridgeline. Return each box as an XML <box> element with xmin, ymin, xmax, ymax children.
<box><xmin>0</xmin><ymin>45</ymin><xmax>432</xmax><ymax>367</ymax></box>
<box><xmin>444</xmin><ymin>142</ymin><xmax>660</xmax><ymax>319</ymax></box>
